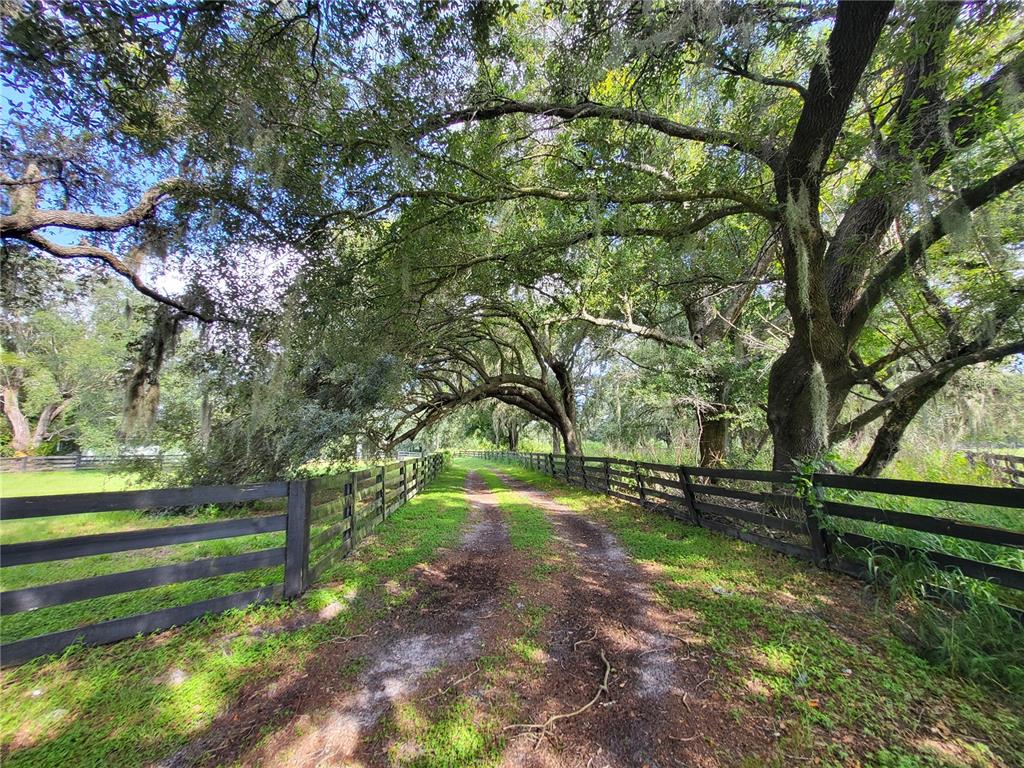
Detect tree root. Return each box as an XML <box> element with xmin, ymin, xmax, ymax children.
<box><xmin>506</xmin><ymin>648</ymin><xmax>613</xmax><ymax>747</ymax></box>
<box><xmin>573</xmin><ymin>629</ymin><xmax>598</xmax><ymax>650</ymax></box>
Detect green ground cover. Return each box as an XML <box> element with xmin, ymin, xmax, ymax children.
<box><xmin>4</xmin><ymin>460</ymin><xmax>1022</xmax><ymax>767</ymax></box>
<box><xmin>0</xmin><ymin>463</ymin><xmax>470</xmax><ymax>768</ymax></box>
<box><xmin>476</xmin><ymin>458</ymin><xmax>1024</xmax><ymax>768</ymax></box>
<box><xmin>0</xmin><ymin>470</ymin><xmax>139</xmax><ymax>498</ymax></box>
<box><xmin>0</xmin><ymin>470</ymin><xmax>290</xmax><ymax>642</ymax></box>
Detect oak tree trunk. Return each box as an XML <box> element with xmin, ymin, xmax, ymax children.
<box><xmin>697</xmin><ymin>379</ymin><xmax>732</xmax><ymax>468</ymax></box>
<box><xmin>854</xmin><ymin>366</ymin><xmax>958</xmax><ymax>476</ymax></box>
<box><xmin>2</xmin><ymin>384</ymin><xmax>33</xmax><ymax>453</ymax></box>
<box><xmin>559</xmin><ymin>419</ymin><xmax>582</xmax><ymax>456</ymax></box>
<box><xmin>767</xmin><ymin>326</ymin><xmax>853</xmax><ymax>470</ymax></box>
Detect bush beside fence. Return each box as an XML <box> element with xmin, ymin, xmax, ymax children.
<box><xmin>462</xmin><ymin>450</ymin><xmax>1024</xmax><ymax>604</ymax></box>
<box><xmin>0</xmin><ymin>453</ymin><xmax>445</xmax><ymax>666</ymax></box>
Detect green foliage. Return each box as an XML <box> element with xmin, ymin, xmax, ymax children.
<box><xmin>0</xmin><ymin>257</ymin><xmax>154</xmax><ymax>455</ymax></box>
<box><xmin>885</xmin><ymin>560</ymin><xmax>1024</xmax><ymax>692</ymax></box>
<box><xmin>5</xmin><ymin>0</ymin><xmax>1022</xmax><ymax>477</ymax></box>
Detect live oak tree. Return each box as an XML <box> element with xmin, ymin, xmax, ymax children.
<box><xmin>387</xmin><ymin>301</ymin><xmax>590</xmax><ymax>455</ymax></box>
<box><xmin>0</xmin><ymin>252</ymin><xmax>148</xmax><ymax>454</ymax></box>
<box><xmin>552</xmin><ymin>222</ymin><xmax>783</xmax><ymax>466</ymax></box>
<box><xmin>293</xmin><ymin>223</ymin><xmax>593</xmax><ymax>455</ymax></box>
<box><xmin>4</xmin><ymin>1</ymin><xmax>1023</xmax><ymax>474</ymax></box>
<box><xmin>830</xmin><ymin>199</ymin><xmax>1024</xmax><ymax>475</ymax></box>
<box><xmin>364</xmin><ymin>0</ymin><xmax>1024</xmax><ymax>470</ymax></box>
<box><xmin>1</xmin><ymin>1</ymin><xmax>421</xmax><ymax>321</ymax></box>
<box><xmin>491</xmin><ymin>402</ymin><xmax>533</xmax><ymax>451</ymax></box>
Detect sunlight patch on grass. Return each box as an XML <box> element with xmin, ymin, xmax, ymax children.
<box><xmin>389</xmin><ymin>698</ymin><xmax>500</xmax><ymax>768</ymax></box>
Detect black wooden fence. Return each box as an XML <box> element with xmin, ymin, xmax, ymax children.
<box><xmin>462</xmin><ymin>451</ymin><xmax>1024</xmax><ymax>598</ymax></box>
<box><xmin>0</xmin><ymin>453</ymin><xmax>445</xmax><ymax>666</ymax></box>
<box><xmin>0</xmin><ymin>453</ymin><xmax>185</xmax><ymax>473</ymax></box>
<box><xmin>964</xmin><ymin>451</ymin><xmax>1024</xmax><ymax>489</ymax></box>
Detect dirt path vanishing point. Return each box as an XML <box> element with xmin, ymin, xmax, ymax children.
<box><xmin>166</xmin><ymin>469</ymin><xmax>764</xmax><ymax>767</ymax></box>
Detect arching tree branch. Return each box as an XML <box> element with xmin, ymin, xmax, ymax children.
<box><xmin>415</xmin><ymin>99</ymin><xmax>782</xmax><ymax>167</ymax></box>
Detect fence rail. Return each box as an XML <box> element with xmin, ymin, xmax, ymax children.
<box><xmin>461</xmin><ymin>450</ymin><xmax>1024</xmax><ymax>600</ymax></box>
<box><xmin>964</xmin><ymin>451</ymin><xmax>1024</xmax><ymax>489</ymax></box>
<box><xmin>0</xmin><ymin>453</ymin><xmax>445</xmax><ymax>666</ymax></box>
<box><xmin>0</xmin><ymin>453</ymin><xmax>186</xmax><ymax>473</ymax></box>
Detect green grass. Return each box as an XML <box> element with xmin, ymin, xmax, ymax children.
<box><xmin>472</xmin><ymin>453</ymin><xmax>1024</xmax><ymax>686</ymax></box>
<box><xmin>8</xmin><ymin>457</ymin><xmax>1021</xmax><ymax>767</ymax></box>
<box><xmin>0</xmin><ymin>469</ymin><xmax>295</xmax><ymax>643</ymax></box>
<box><xmin>0</xmin><ymin>470</ymin><xmax>160</xmax><ymax>546</ymax></box>
<box><xmin>471</xmin><ymin>458</ymin><xmax>1024</xmax><ymax>767</ymax></box>
<box><xmin>388</xmin><ymin>697</ymin><xmax>501</xmax><ymax>768</ymax></box>
<box><xmin>0</xmin><ymin>463</ymin><xmax>471</xmax><ymax>768</ymax></box>
<box><xmin>0</xmin><ymin>470</ymin><xmax>140</xmax><ymax>498</ymax></box>
<box><xmin>472</xmin><ymin>466</ymin><xmax>554</xmax><ymax>555</ymax></box>
<box><xmin>815</xmin><ymin>452</ymin><xmax>1024</xmax><ymax>676</ymax></box>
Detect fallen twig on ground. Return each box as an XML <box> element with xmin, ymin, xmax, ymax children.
<box><xmin>423</xmin><ymin>667</ymin><xmax>480</xmax><ymax>701</ymax></box>
<box><xmin>506</xmin><ymin>648</ymin><xmax>613</xmax><ymax>747</ymax></box>
<box><xmin>328</xmin><ymin>633</ymin><xmax>368</xmax><ymax>644</ymax></box>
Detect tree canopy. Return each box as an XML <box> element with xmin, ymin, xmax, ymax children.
<box><xmin>2</xmin><ymin>0</ymin><xmax>1022</xmax><ymax>476</ymax></box>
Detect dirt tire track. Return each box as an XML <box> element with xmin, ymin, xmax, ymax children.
<box><xmin>163</xmin><ymin>471</ymin><xmax>522</xmax><ymax>768</ymax></box>
<box><xmin>493</xmin><ymin>470</ymin><xmax>767</xmax><ymax>768</ymax></box>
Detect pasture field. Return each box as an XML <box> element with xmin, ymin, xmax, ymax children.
<box><xmin>0</xmin><ymin>469</ymin><xmax>138</xmax><ymax>498</ymax></box>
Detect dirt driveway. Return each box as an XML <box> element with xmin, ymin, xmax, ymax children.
<box><xmin>154</xmin><ymin>468</ymin><xmax>775</xmax><ymax>767</ymax></box>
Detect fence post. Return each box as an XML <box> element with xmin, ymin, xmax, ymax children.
<box><xmin>400</xmin><ymin>463</ymin><xmax>408</xmax><ymax>506</ymax></box>
<box><xmin>350</xmin><ymin>471</ymin><xmax>360</xmax><ymax>549</ymax></box>
<box><xmin>678</xmin><ymin>466</ymin><xmax>700</xmax><ymax>525</ymax></box>
<box><xmin>803</xmin><ymin>476</ymin><xmax>831</xmax><ymax>568</ymax></box>
<box><xmin>379</xmin><ymin>464</ymin><xmax>387</xmax><ymax>522</ymax></box>
<box><xmin>580</xmin><ymin>457</ymin><xmax>588</xmax><ymax>489</ymax></box>
<box><xmin>603</xmin><ymin>458</ymin><xmax>611</xmax><ymax>493</ymax></box>
<box><xmin>284</xmin><ymin>478</ymin><xmax>312</xmax><ymax>598</ymax></box>
<box><xmin>634</xmin><ymin>461</ymin><xmax>646</xmax><ymax>508</ymax></box>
